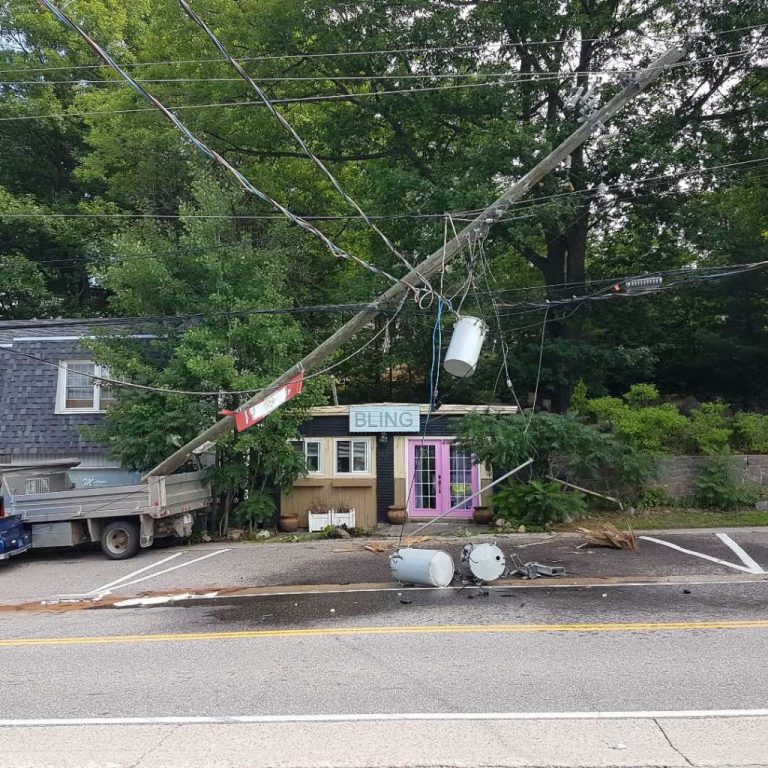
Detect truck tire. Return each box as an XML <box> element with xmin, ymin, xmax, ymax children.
<box><xmin>101</xmin><ymin>520</ymin><xmax>140</xmax><ymax>560</ymax></box>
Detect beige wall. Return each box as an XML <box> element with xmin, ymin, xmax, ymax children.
<box><xmin>280</xmin><ymin>437</ymin><xmax>377</xmax><ymax>529</ymax></box>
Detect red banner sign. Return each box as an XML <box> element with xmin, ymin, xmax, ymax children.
<box><xmin>233</xmin><ymin>372</ymin><xmax>305</xmax><ymax>432</ymax></box>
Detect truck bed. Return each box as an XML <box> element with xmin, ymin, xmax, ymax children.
<box><xmin>4</xmin><ymin>470</ymin><xmax>211</xmax><ymax>523</ymax></box>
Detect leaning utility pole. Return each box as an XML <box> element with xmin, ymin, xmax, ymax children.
<box><xmin>145</xmin><ymin>45</ymin><xmax>685</xmax><ymax>479</ymax></box>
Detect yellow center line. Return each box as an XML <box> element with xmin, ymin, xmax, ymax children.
<box><xmin>3</xmin><ymin>619</ymin><xmax>768</xmax><ymax>647</ymax></box>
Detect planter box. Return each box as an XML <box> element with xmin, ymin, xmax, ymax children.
<box><xmin>308</xmin><ymin>508</ymin><xmax>356</xmax><ymax>532</ymax></box>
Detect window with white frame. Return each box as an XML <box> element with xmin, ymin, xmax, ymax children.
<box><xmin>335</xmin><ymin>438</ymin><xmax>371</xmax><ymax>475</ymax></box>
<box><xmin>292</xmin><ymin>439</ymin><xmax>324</xmax><ymax>474</ymax></box>
<box><xmin>56</xmin><ymin>361</ymin><xmax>115</xmax><ymax>414</ymax></box>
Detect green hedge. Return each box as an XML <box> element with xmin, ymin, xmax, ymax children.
<box><xmin>576</xmin><ymin>383</ymin><xmax>768</xmax><ymax>455</ymax></box>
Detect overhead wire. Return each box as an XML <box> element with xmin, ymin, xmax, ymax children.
<box><xmin>2</xmin><ymin>48</ymin><xmax>766</xmax><ymax>124</ymax></box>
<box><xmin>37</xmin><ymin>0</ymin><xmax>422</xmax><ymax>301</ymax></box>
<box><xmin>175</xmin><ymin>0</ymin><xmax>429</xmax><ymax>293</ymax></box>
<box><xmin>1</xmin><ymin>22</ymin><xmax>764</xmax><ymax>76</ymax></box>
<box><xmin>1</xmin><ymin>294</ymin><xmax>411</xmax><ymax>398</ymax></box>
<box><xmin>1</xmin><ymin>46</ymin><xmax>763</xmax><ymax>86</ymax></box>
<box><xmin>0</xmin><ymin>301</ymin><xmax>397</xmax><ymax>333</ymax></box>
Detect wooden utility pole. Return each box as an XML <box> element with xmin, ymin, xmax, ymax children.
<box><xmin>145</xmin><ymin>45</ymin><xmax>685</xmax><ymax>479</ymax></box>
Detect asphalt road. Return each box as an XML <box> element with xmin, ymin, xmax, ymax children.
<box><xmin>5</xmin><ymin>528</ymin><xmax>768</xmax><ymax>603</ymax></box>
<box><xmin>3</xmin><ymin>530</ymin><xmax>768</xmax><ymax>766</ymax></box>
<box><xmin>2</xmin><ymin>579</ymin><xmax>768</xmax><ymax>766</ymax></box>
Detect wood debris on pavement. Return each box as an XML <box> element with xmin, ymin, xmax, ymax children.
<box><xmin>577</xmin><ymin>523</ymin><xmax>638</xmax><ymax>551</ymax></box>
<box><xmin>363</xmin><ymin>536</ymin><xmax>432</xmax><ymax>554</ymax></box>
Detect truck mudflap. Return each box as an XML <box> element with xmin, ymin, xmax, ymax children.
<box><xmin>0</xmin><ymin>516</ymin><xmax>31</xmax><ymax>560</ymax></box>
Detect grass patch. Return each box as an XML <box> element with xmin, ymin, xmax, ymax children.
<box><xmin>558</xmin><ymin>506</ymin><xmax>768</xmax><ymax>531</ymax></box>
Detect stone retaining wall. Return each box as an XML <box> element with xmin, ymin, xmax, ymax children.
<box><xmin>655</xmin><ymin>455</ymin><xmax>768</xmax><ymax>497</ymax></box>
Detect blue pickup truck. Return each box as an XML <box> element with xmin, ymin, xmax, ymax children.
<box><xmin>0</xmin><ymin>511</ymin><xmax>31</xmax><ymax>560</ymax></box>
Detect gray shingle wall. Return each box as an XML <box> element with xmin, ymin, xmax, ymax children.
<box><xmin>0</xmin><ymin>339</ymin><xmax>108</xmax><ymax>458</ymax></box>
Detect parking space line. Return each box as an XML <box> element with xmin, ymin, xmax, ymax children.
<box><xmin>638</xmin><ymin>535</ymin><xmax>760</xmax><ymax>574</ymax></box>
<box><xmin>114</xmin><ymin>549</ymin><xmax>231</xmax><ymax>591</ymax></box>
<box><xmin>85</xmin><ymin>552</ymin><xmax>184</xmax><ymax>596</ymax></box>
<box><xmin>2</xmin><ymin>708</ymin><xmax>768</xmax><ymax>727</ymax></box>
<box><xmin>716</xmin><ymin>533</ymin><xmax>765</xmax><ymax>574</ymax></box>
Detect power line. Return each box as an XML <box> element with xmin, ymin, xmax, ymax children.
<box><xmin>0</xmin><ymin>302</ymin><xmax>396</xmax><ymax>332</ymax></box>
<box><xmin>1</xmin><ymin>295</ymin><xmax>411</xmax><ymax>398</ymax></box>
<box><xmin>175</xmin><ymin>0</ymin><xmax>423</xmax><ymax>287</ymax></box>
<box><xmin>2</xmin><ymin>48</ymin><xmax>765</xmax><ymax>124</ymax></box>
<box><xmin>2</xmin><ymin>47</ymin><xmax>762</xmax><ymax>85</ymax></box>
<box><xmin>4</xmin><ymin>155</ymin><xmax>766</xmax><ymax>228</ymax></box>
<box><xmin>0</xmin><ymin>78</ymin><xmax>585</xmax><ymax>123</ymax></box>
<box><xmin>1</xmin><ymin>23</ymin><xmax>764</xmax><ymax>77</ymax></box>
<box><xmin>38</xmin><ymin>0</ymin><xmax>421</xmax><ymax>300</ymax></box>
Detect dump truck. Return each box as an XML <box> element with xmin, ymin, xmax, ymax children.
<box><xmin>0</xmin><ymin>461</ymin><xmax>212</xmax><ymax>559</ymax></box>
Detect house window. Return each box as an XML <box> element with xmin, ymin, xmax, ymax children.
<box><xmin>56</xmin><ymin>361</ymin><xmax>113</xmax><ymax>414</ymax></box>
<box><xmin>335</xmin><ymin>439</ymin><xmax>370</xmax><ymax>475</ymax></box>
<box><xmin>293</xmin><ymin>439</ymin><xmax>324</xmax><ymax>474</ymax></box>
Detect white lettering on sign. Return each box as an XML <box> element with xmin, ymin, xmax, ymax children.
<box><xmin>349</xmin><ymin>405</ymin><xmax>421</xmax><ymax>433</ymax></box>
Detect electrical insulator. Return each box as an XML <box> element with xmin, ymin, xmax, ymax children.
<box><xmin>612</xmin><ymin>276</ymin><xmax>663</xmax><ymax>294</ymax></box>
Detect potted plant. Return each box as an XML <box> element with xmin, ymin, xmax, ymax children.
<box><xmin>279</xmin><ymin>513</ymin><xmax>299</xmax><ymax>532</ymax></box>
<box><xmin>472</xmin><ymin>505</ymin><xmax>493</xmax><ymax>525</ymax></box>
<box><xmin>387</xmin><ymin>505</ymin><xmax>407</xmax><ymax>525</ymax></box>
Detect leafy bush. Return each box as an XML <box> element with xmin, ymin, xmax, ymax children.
<box><xmin>457</xmin><ymin>412</ymin><xmax>658</xmax><ymax>497</ymax></box>
<box><xmin>232</xmin><ymin>490</ymin><xmax>276</xmax><ymax>531</ymax></box>
<box><xmin>585</xmin><ymin>395</ymin><xmax>690</xmax><ymax>452</ymax></box>
<box><xmin>694</xmin><ymin>453</ymin><xmax>757</xmax><ymax>510</ymax></box>
<box><xmin>623</xmin><ymin>383</ymin><xmax>660</xmax><ymax>407</ymax></box>
<box><xmin>688</xmin><ymin>402</ymin><xmax>732</xmax><ymax>454</ymax></box>
<box><xmin>732</xmin><ymin>413</ymin><xmax>768</xmax><ymax>453</ymax></box>
<box><xmin>492</xmin><ymin>480</ymin><xmax>586</xmax><ymax>526</ymax></box>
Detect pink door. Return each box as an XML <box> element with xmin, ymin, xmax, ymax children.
<box><xmin>408</xmin><ymin>439</ymin><xmax>479</xmax><ymax>519</ymax></box>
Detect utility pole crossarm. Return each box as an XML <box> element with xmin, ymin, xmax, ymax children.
<box><xmin>144</xmin><ymin>44</ymin><xmax>685</xmax><ymax>480</ymax></box>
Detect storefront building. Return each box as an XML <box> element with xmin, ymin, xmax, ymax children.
<box><xmin>281</xmin><ymin>404</ymin><xmax>518</xmax><ymax>528</ymax></box>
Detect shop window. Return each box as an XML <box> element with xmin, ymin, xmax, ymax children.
<box><xmin>55</xmin><ymin>361</ymin><xmax>114</xmax><ymax>414</ymax></box>
<box><xmin>335</xmin><ymin>439</ymin><xmax>370</xmax><ymax>475</ymax></box>
<box><xmin>292</xmin><ymin>439</ymin><xmax>324</xmax><ymax>475</ymax></box>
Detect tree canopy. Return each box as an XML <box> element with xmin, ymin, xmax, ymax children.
<box><xmin>2</xmin><ymin>0</ymin><xmax>767</xmax><ymax>452</ymax></box>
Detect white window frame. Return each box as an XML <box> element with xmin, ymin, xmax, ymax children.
<box><xmin>55</xmin><ymin>360</ymin><xmax>112</xmax><ymax>414</ymax></box>
<box><xmin>334</xmin><ymin>437</ymin><xmax>372</xmax><ymax>476</ymax></box>
<box><xmin>299</xmin><ymin>438</ymin><xmax>324</xmax><ymax>476</ymax></box>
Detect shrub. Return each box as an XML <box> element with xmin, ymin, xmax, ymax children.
<box><xmin>732</xmin><ymin>412</ymin><xmax>768</xmax><ymax>454</ymax></box>
<box><xmin>585</xmin><ymin>396</ymin><xmax>690</xmax><ymax>452</ymax></box>
<box><xmin>492</xmin><ymin>480</ymin><xmax>586</xmax><ymax>526</ymax></box>
<box><xmin>457</xmin><ymin>412</ymin><xmax>656</xmax><ymax>489</ymax></box>
<box><xmin>623</xmin><ymin>383</ymin><xmax>660</xmax><ymax>407</ymax></box>
<box><xmin>688</xmin><ymin>402</ymin><xmax>732</xmax><ymax>454</ymax></box>
<box><xmin>232</xmin><ymin>490</ymin><xmax>276</xmax><ymax>531</ymax></box>
<box><xmin>694</xmin><ymin>453</ymin><xmax>757</xmax><ymax>510</ymax></box>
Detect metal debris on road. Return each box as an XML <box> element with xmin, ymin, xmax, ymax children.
<box><xmin>508</xmin><ymin>553</ymin><xmax>566</xmax><ymax>579</ymax></box>
<box><xmin>390</xmin><ymin>548</ymin><xmax>455</xmax><ymax>587</ymax></box>
<box><xmin>460</xmin><ymin>542</ymin><xmax>506</xmax><ymax>583</ymax></box>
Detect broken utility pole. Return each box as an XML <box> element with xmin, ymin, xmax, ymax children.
<box><xmin>145</xmin><ymin>44</ymin><xmax>686</xmax><ymax>480</ymax></box>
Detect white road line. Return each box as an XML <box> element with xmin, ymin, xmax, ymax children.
<box><xmin>114</xmin><ymin>549</ymin><xmax>231</xmax><ymax>591</ymax></box>
<box><xmin>716</xmin><ymin>533</ymin><xmax>766</xmax><ymax>574</ymax></box>
<box><xmin>639</xmin><ymin>535</ymin><xmax>758</xmax><ymax>573</ymax></box>
<box><xmin>2</xmin><ymin>709</ymin><xmax>768</xmax><ymax>727</ymax></box>
<box><xmin>85</xmin><ymin>552</ymin><xmax>184</xmax><ymax>596</ymax></box>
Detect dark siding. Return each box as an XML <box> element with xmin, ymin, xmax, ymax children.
<box><xmin>375</xmin><ymin>437</ymin><xmax>394</xmax><ymax>524</ymax></box>
<box><xmin>0</xmin><ymin>340</ymin><xmax>107</xmax><ymax>458</ymax></box>
<box><xmin>299</xmin><ymin>411</ymin><xmax>469</xmax><ymax>524</ymax></box>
